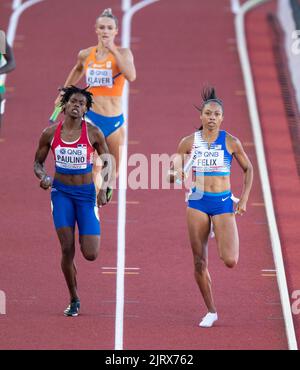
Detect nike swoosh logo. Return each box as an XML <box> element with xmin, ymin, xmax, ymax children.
<box><xmin>114</xmin><ymin>121</ymin><xmax>121</xmax><ymax>128</ymax></box>
<box><xmin>222</xmin><ymin>196</ymin><xmax>230</xmax><ymax>202</ymax></box>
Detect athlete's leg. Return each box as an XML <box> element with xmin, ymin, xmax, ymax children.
<box><xmin>51</xmin><ymin>186</ymin><xmax>78</xmax><ymax>301</ymax></box>
<box><xmin>56</xmin><ymin>227</ymin><xmax>79</xmax><ymax>301</ymax></box>
<box><xmin>79</xmin><ymin>235</ymin><xmax>100</xmax><ymax>261</ymax></box>
<box><xmin>106</xmin><ymin>125</ymin><xmax>125</xmax><ymax>178</ymax></box>
<box><xmin>212</xmin><ymin>213</ymin><xmax>239</xmax><ymax>268</ymax></box>
<box><xmin>186</xmin><ymin>207</ymin><xmax>216</xmax><ymax>313</ymax></box>
<box><xmin>76</xmin><ymin>197</ymin><xmax>101</xmax><ymax>261</ymax></box>
<box><xmin>87</xmin><ymin>112</ymin><xmax>123</xmax><ymax>189</ymax></box>
<box><xmin>92</xmin><ymin>151</ymin><xmax>116</xmax><ymax>194</ymax></box>
<box><xmin>92</xmin><ymin>155</ymin><xmax>103</xmax><ymax>193</ymax></box>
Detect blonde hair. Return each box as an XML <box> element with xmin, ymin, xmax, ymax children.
<box><xmin>97</xmin><ymin>8</ymin><xmax>118</xmax><ymax>28</ymax></box>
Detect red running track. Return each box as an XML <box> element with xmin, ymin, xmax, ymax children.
<box><xmin>0</xmin><ymin>0</ymin><xmax>290</xmax><ymax>349</ymax></box>
<box><xmin>246</xmin><ymin>0</ymin><xmax>300</xmax><ymax>345</ymax></box>
<box><xmin>0</xmin><ymin>0</ymin><xmax>122</xmax><ymax>350</ymax></box>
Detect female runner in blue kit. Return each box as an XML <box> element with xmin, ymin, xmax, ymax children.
<box><xmin>168</xmin><ymin>87</ymin><xmax>253</xmax><ymax>327</ymax></box>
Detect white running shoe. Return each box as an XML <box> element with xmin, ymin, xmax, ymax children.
<box><xmin>199</xmin><ymin>312</ymin><xmax>218</xmax><ymax>328</ymax></box>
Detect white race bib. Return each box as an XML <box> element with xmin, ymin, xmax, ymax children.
<box><xmin>55</xmin><ymin>146</ymin><xmax>88</xmax><ymax>170</ymax></box>
<box><xmin>193</xmin><ymin>149</ymin><xmax>224</xmax><ymax>172</ymax></box>
<box><xmin>86</xmin><ymin>68</ymin><xmax>113</xmax><ymax>87</ymax></box>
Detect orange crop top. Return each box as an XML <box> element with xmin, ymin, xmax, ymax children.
<box><xmin>84</xmin><ymin>47</ymin><xmax>125</xmax><ymax>97</ymax></box>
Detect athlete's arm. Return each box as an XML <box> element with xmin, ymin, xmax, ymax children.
<box><xmin>104</xmin><ymin>40</ymin><xmax>136</xmax><ymax>82</ymax></box>
<box><xmin>34</xmin><ymin>126</ymin><xmax>56</xmax><ymax>190</ymax></box>
<box><xmin>114</xmin><ymin>48</ymin><xmax>136</xmax><ymax>82</ymax></box>
<box><xmin>0</xmin><ymin>41</ymin><xmax>16</xmax><ymax>75</ymax></box>
<box><xmin>54</xmin><ymin>49</ymin><xmax>89</xmax><ymax>106</ymax></box>
<box><xmin>88</xmin><ymin>125</ymin><xmax>113</xmax><ymax>206</ymax></box>
<box><xmin>167</xmin><ymin>135</ymin><xmax>193</xmax><ymax>183</ymax></box>
<box><xmin>228</xmin><ymin>135</ymin><xmax>253</xmax><ymax>215</ymax></box>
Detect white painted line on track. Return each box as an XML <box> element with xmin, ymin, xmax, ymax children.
<box><xmin>262</xmin><ymin>269</ymin><xmax>276</xmax><ymax>272</ymax></box>
<box><xmin>12</xmin><ymin>0</ymin><xmax>22</xmax><ymax>11</ymax></box>
<box><xmin>102</xmin><ymin>267</ymin><xmax>140</xmax><ymax>270</ymax></box>
<box><xmin>234</xmin><ymin>0</ymin><xmax>298</xmax><ymax>350</ymax></box>
<box><xmin>115</xmin><ymin>0</ymin><xmax>159</xmax><ymax>351</ymax></box>
<box><xmin>0</xmin><ymin>0</ymin><xmax>45</xmax><ymax>108</ymax></box>
<box><xmin>230</xmin><ymin>0</ymin><xmax>241</xmax><ymax>14</ymax></box>
<box><xmin>122</xmin><ymin>0</ymin><xmax>132</xmax><ymax>12</ymax></box>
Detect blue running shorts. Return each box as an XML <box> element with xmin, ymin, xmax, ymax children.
<box><xmin>51</xmin><ymin>179</ymin><xmax>100</xmax><ymax>235</ymax></box>
<box><xmin>187</xmin><ymin>189</ymin><xmax>234</xmax><ymax>216</ymax></box>
<box><xmin>85</xmin><ymin>111</ymin><xmax>124</xmax><ymax>138</ymax></box>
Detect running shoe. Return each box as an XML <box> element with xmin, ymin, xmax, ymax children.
<box><xmin>64</xmin><ymin>299</ymin><xmax>80</xmax><ymax>317</ymax></box>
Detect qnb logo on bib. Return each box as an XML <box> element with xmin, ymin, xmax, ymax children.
<box><xmin>194</xmin><ymin>149</ymin><xmax>224</xmax><ymax>171</ymax></box>
<box><xmin>55</xmin><ymin>146</ymin><xmax>88</xmax><ymax>169</ymax></box>
<box><xmin>86</xmin><ymin>68</ymin><xmax>113</xmax><ymax>87</ymax></box>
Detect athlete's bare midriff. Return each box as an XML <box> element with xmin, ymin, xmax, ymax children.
<box><xmin>90</xmin><ymin>95</ymin><xmax>122</xmax><ymax>116</ymax></box>
<box><xmin>54</xmin><ymin>172</ymin><xmax>94</xmax><ymax>186</ymax></box>
<box><xmin>194</xmin><ymin>175</ymin><xmax>231</xmax><ymax>193</ymax></box>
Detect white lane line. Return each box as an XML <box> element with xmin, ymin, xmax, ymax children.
<box><xmin>262</xmin><ymin>269</ymin><xmax>276</xmax><ymax>272</ymax></box>
<box><xmin>234</xmin><ymin>0</ymin><xmax>298</xmax><ymax>350</ymax></box>
<box><xmin>12</xmin><ymin>0</ymin><xmax>22</xmax><ymax>11</ymax></box>
<box><xmin>0</xmin><ymin>0</ymin><xmax>45</xmax><ymax>94</ymax></box>
<box><xmin>102</xmin><ymin>267</ymin><xmax>140</xmax><ymax>270</ymax></box>
<box><xmin>7</xmin><ymin>0</ymin><xmax>46</xmax><ymax>53</ymax></box>
<box><xmin>115</xmin><ymin>0</ymin><xmax>159</xmax><ymax>351</ymax></box>
<box><xmin>122</xmin><ymin>0</ymin><xmax>132</xmax><ymax>12</ymax></box>
<box><xmin>230</xmin><ymin>0</ymin><xmax>241</xmax><ymax>14</ymax></box>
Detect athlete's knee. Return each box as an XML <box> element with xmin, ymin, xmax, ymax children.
<box><xmin>194</xmin><ymin>255</ymin><xmax>207</xmax><ymax>274</ymax></box>
<box><xmin>81</xmin><ymin>244</ymin><xmax>99</xmax><ymax>261</ymax></box>
<box><xmin>80</xmin><ymin>236</ymin><xmax>100</xmax><ymax>261</ymax></box>
<box><xmin>61</xmin><ymin>243</ymin><xmax>75</xmax><ymax>259</ymax></box>
<box><xmin>222</xmin><ymin>256</ymin><xmax>238</xmax><ymax>268</ymax></box>
<box><xmin>82</xmin><ymin>250</ymin><xmax>98</xmax><ymax>261</ymax></box>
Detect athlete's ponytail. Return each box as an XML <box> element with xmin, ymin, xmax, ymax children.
<box><xmin>194</xmin><ymin>86</ymin><xmax>223</xmax><ymax>130</ymax></box>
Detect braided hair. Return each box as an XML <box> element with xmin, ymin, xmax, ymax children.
<box><xmin>60</xmin><ymin>85</ymin><xmax>93</xmax><ymax>114</ymax></box>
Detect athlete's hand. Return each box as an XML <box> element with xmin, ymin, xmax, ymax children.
<box><xmin>54</xmin><ymin>87</ymin><xmax>65</xmax><ymax>107</ymax></box>
<box><xmin>102</xmin><ymin>38</ymin><xmax>117</xmax><ymax>54</ymax></box>
<box><xmin>40</xmin><ymin>175</ymin><xmax>52</xmax><ymax>190</ymax></box>
<box><xmin>167</xmin><ymin>168</ymin><xmax>186</xmax><ymax>184</ymax></box>
<box><xmin>178</xmin><ymin>169</ymin><xmax>187</xmax><ymax>182</ymax></box>
<box><xmin>235</xmin><ymin>198</ymin><xmax>247</xmax><ymax>216</ymax></box>
<box><xmin>97</xmin><ymin>189</ymin><xmax>108</xmax><ymax>208</ymax></box>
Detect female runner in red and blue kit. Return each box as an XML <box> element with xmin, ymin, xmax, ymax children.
<box><xmin>34</xmin><ymin>86</ymin><xmax>112</xmax><ymax>317</ymax></box>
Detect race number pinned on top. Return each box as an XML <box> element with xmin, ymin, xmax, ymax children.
<box><xmin>194</xmin><ymin>149</ymin><xmax>224</xmax><ymax>171</ymax></box>
<box><xmin>86</xmin><ymin>68</ymin><xmax>113</xmax><ymax>87</ymax></box>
